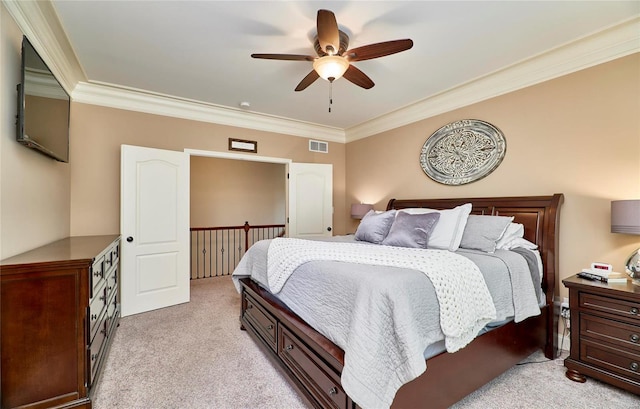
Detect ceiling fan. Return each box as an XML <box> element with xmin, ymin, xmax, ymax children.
<box><xmin>251</xmin><ymin>9</ymin><xmax>413</xmax><ymax>92</ymax></box>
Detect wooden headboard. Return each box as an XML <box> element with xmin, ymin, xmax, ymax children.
<box><xmin>387</xmin><ymin>194</ymin><xmax>564</xmax><ymax>356</ymax></box>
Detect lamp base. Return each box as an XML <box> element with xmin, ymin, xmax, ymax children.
<box><xmin>625</xmin><ymin>248</ymin><xmax>640</xmax><ymax>285</ymax></box>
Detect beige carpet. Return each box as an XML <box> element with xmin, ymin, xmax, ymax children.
<box><xmin>93</xmin><ymin>277</ymin><xmax>638</xmax><ymax>409</ymax></box>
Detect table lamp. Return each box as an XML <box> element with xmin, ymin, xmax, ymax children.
<box><xmin>351</xmin><ymin>203</ymin><xmax>373</xmax><ymax>219</ymax></box>
<box><xmin>611</xmin><ymin>200</ymin><xmax>640</xmax><ymax>284</ymax></box>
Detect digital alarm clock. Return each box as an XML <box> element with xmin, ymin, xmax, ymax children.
<box><xmin>590</xmin><ymin>262</ymin><xmax>613</xmax><ymax>272</ymax></box>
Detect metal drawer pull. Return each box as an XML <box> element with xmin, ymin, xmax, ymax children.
<box><xmin>247</xmin><ymin>304</ymin><xmax>253</xmax><ymax>309</ymax></box>
<box><xmin>91</xmin><ymin>314</ymin><xmax>97</xmax><ymax>320</ymax></box>
<box><xmin>328</xmin><ymin>387</ymin><xmax>338</xmax><ymax>396</ymax></box>
<box><xmin>631</xmin><ymin>362</ymin><xmax>639</xmax><ymax>372</ymax></box>
<box><xmin>631</xmin><ymin>334</ymin><xmax>640</xmax><ymax>343</ymax></box>
<box><xmin>631</xmin><ymin>307</ymin><xmax>639</xmax><ymax>315</ymax></box>
<box><xmin>266</xmin><ymin>324</ymin><xmax>274</xmax><ymax>330</ymax></box>
<box><xmin>285</xmin><ymin>344</ymin><xmax>294</xmax><ymax>351</ymax></box>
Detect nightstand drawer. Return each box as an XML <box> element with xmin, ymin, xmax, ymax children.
<box><xmin>581</xmin><ymin>339</ymin><xmax>640</xmax><ymax>382</ymax></box>
<box><xmin>580</xmin><ymin>293</ymin><xmax>640</xmax><ymax>322</ymax></box>
<box><xmin>581</xmin><ymin>314</ymin><xmax>640</xmax><ymax>351</ymax></box>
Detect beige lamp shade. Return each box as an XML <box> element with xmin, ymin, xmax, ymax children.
<box><xmin>611</xmin><ymin>200</ymin><xmax>640</xmax><ymax>234</ymax></box>
<box><xmin>611</xmin><ymin>200</ymin><xmax>640</xmax><ymax>282</ymax></box>
<box><xmin>351</xmin><ymin>203</ymin><xmax>374</xmax><ymax>219</ymax></box>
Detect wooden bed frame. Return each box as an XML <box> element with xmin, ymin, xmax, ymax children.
<box><xmin>238</xmin><ymin>194</ymin><xmax>563</xmax><ymax>408</ymax></box>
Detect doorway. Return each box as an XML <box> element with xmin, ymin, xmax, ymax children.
<box><xmin>190</xmin><ymin>156</ymin><xmax>286</xmax><ymax>229</ymax></box>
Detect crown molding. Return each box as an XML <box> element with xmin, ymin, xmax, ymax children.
<box><xmin>3</xmin><ymin>0</ymin><xmax>86</xmax><ymax>94</ymax></box>
<box><xmin>72</xmin><ymin>81</ymin><xmax>346</xmax><ymax>142</ymax></box>
<box><xmin>345</xmin><ymin>16</ymin><xmax>640</xmax><ymax>142</ymax></box>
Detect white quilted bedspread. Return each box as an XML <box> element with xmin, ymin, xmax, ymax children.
<box><xmin>267</xmin><ymin>238</ymin><xmax>496</xmax><ymax>353</ymax></box>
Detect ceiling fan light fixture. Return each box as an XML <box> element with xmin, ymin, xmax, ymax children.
<box><xmin>313</xmin><ymin>55</ymin><xmax>349</xmax><ymax>82</ymax></box>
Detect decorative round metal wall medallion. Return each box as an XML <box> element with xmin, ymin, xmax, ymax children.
<box><xmin>420</xmin><ymin>119</ymin><xmax>506</xmax><ymax>185</ymax></box>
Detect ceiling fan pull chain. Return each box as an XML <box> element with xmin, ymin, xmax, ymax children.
<box><xmin>328</xmin><ymin>80</ymin><xmax>333</xmax><ymax>113</ymax></box>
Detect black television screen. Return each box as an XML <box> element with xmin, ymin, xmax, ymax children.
<box><xmin>16</xmin><ymin>36</ymin><xmax>70</xmax><ymax>163</ymax></box>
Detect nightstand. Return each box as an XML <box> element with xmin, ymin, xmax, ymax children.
<box><xmin>563</xmin><ymin>274</ymin><xmax>640</xmax><ymax>395</ymax></box>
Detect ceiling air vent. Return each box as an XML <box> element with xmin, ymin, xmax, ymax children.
<box><xmin>309</xmin><ymin>140</ymin><xmax>328</xmax><ymax>153</ymax></box>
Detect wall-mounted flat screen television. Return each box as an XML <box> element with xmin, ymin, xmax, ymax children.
<box><xmin>16</xmin><ymin>36</ymin><xmax>70</xmax><ymax>162</ymax></box>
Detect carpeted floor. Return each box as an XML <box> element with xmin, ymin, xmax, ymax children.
<box><xmin>92</xmin><ymin>277</ymin><xmax>638</xmax><ymax>408</ymax></box>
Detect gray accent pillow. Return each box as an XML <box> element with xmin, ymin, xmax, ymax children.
<box><xmin>382</xmin><ymin>211</ymin><xmax>441</xmax><ymax>248</ymax></box>
<box><xmin>460</xmin><ymin>215</ymin><xmax>514</xmax><ymax>253</ymax></box>
<box><xmin>355</xmin><ymin>210</ymin><xmax>396</xmax><ymax>244</ymax></box>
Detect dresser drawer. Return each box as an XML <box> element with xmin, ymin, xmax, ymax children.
<box><xmin>104</xmin><ymin>249</ymin><xmax>114</xmax><ymax>273</ymax></box>
<box><xmin>111</xmin><ymin>241</ymin><xmax>120</xmax><ymax>264</ymax></box>
<box><xmin>580</xmin><ymin>293</ymin><xmax>640</xmax><ymax>322</ymax></box>
<box><xmin>90</xmin><ymin>256</ymin><xmax>105</xmax><ymax>297</ymax></box>
<box><xmin>106</xmin><ymin>290</ymin><xmax>119</xmax><ymax>336</ymax></box>
<box><xmin>88</xmin><ymin>319</ymin><xmax>108</xmax><ymax>386</ymax></box>
<box><xmin>105</xmin><ymin>265</ymin><xmax>118</xmax><ymax>297</ymax></box>
<box><xmin>581</xmin><ymin>314</ymin><xmax>640</xmax><ymax>351</ymax></box>
<box><xmin>279</xmin><ymin>327</ymin><xmax>347</xmax><ymax>409</ymax></box>
<box><xmin>580</xmin><ymin>339</ymin><xmax>640</xmax><ymax>382</ymax></box>
<box><xmin>244</xmin><ymin>294</ymin><xmax>276</xmax><ymax>351</ymax></box>
<box><xmin>89</xmin><ymin>280</ymin><xmax>108</xmax><ymax>342</ymax></box>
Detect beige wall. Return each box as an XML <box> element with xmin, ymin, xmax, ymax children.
<box><xmin>0</xmin><ymin>5</ymin><xmax>70</xmax><ymax>259</ymax></box>
<box><xmin>69</xmin><ymin>103</ymin><xmax>347</xmax><ymax>236</ymax></box>
<box><xmin>346</xmin><ymin>53</ymin><xmax>640</xmax><ymax>299</ymax></box>
<box><xmin>190</xmin><ymin>156</ymin><xmax>286</xmax><ymax>227</ymax></box>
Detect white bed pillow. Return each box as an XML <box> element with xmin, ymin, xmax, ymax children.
<box><xmin>499</xmin><ymin>237</ymin><xmax>538</xmax><ymax>251</ymax></box>
<box><xmin>401</xmin><ymin>203</ymin><xmax>472</xmax><ymax>251</ymax></box>
<box><xmin>495</xmin><ymin>223</ymin><xmax>525</xmax><ymax>250</ymax></box>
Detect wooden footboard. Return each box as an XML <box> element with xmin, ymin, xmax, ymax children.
<box><xmin>239</xmin><ymin>194</ymin><xmax>563</xmax><ymax>408</ymax></box>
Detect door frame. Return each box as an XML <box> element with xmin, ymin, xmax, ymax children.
<box><xmin>184</xmin><ymin>149</ymin><xmax>292</xmax><ymax>166</ymax></box>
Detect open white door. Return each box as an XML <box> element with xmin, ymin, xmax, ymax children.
<box><xmin>120</xmin><ymin>145</ymin><xmax>190</xmax><ymax>317</ymax></box>
<box><xmin>288</xmin><ymin>163</ymin><xmax>333</xmax><ymax>238</ymax></box>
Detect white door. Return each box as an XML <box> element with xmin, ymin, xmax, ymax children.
<box><xmin>120</xmin><ymin>145</ymin><xmax>190</xmax><ymax>317</ymax></box>
<box><xmin>288</xmin><ymin>163</ymin><xmax>333</xmax><ymax>238</ymax></box>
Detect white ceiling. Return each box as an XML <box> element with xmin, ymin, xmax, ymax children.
<box><xmin>50</xmin><ymin>1</ymin><xmax>639</xmax><ymax>130</ymax></box>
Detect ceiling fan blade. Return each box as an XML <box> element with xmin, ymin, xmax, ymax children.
<box><xmin>345</xmin><ymin>39</ymin><xmax>414</xmax><ymax>62</ymax></box>
<box><xmin>295</xmin><ymin>70</ymin><xmax>320</xmax><ymax>91</ymax></box>
<box><xmin>251</xmin><ymin>53</ymin><xmax>315</xmax><ymax>61</ymax></box>
<box><xmin>343</xmin><ymin>65</ymin><xmax>374</xmax><ymax>89</ymax></box>
<box><xmin>317</xmin><ymin>9</ymin><xmax>340</xmax><ymax>55</ymax></box>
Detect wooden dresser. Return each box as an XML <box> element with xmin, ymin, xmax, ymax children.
<box><xmin>0</xmin><ymin>235</ymin><xmax>121</xmax><ymax>409</ymax></box>
<box><xmin>563</xmin><ymin>274</ymin><xmax>640</xmax><ymax>395</ymax></box>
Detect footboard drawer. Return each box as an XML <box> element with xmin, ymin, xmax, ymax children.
<box><xmin>279</xmin><ymin>326</ymin><xmax>347</xmax><ymax>409</ymax></box>
<box><xmin>244</xmin><ymin>294</ymin><xmax>277</xmax><ymax>351</ymax></box>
